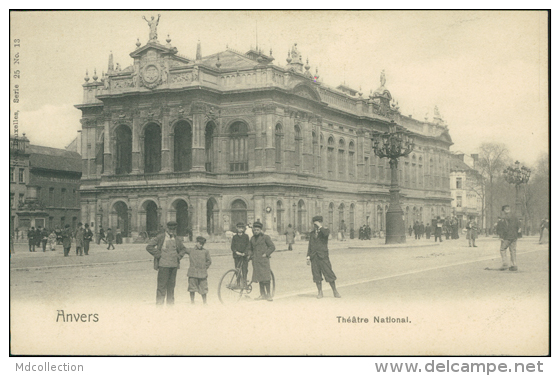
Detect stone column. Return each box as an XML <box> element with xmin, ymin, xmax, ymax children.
<box><xmin>263</xmin><ymin>104</ymin><xmax>276</xmax><ymax>171</ymax></box>
<box><xmin>132</xmin><ymin>115</ymin><xmax>141</xmax><ymax>174</ymax></box>
<box><xmin>302</xmin><ymin>114</ymin><xmax>313</xmax><ymax>173</ymax></box>
<box><xmin>161</xmin><ymin>108</ymin><xmax>171</xmax><ymax>172</ymax></box>
<box><xmin>129</xmin><ymin>196</ymin><xmax>139</xmax><ymax>236</ymax></box>
<box><xmin>191</xmin><ymin>102</ymin><xmax>206</xmax><ymax>171</ymax></box>
<box><xmin>253</xmin><ymin>104</ymin><xmax>264</xmax><ymax>171</ymax></box>
<box><xmin>103</xmin><ymin>119</ymin><xmax>113</xmax><ymax>175</ymax></box>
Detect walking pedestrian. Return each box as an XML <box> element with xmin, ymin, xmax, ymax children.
<box><xmin>74</xmin><ymin>222</ymin><xmax>84</xmax><ymax>256</ymax></box>
<box><xmin>83</xmin><ymin>223</ymin><xmax>93</xmax><ymax>255</ymax></box>
<box><xmin>62</xmin><ymin>224</ymin><xmax>72</xmax><ymax>257</ymax></box>
<box><xmin>425</xmin><ymin>222</ymin><xmax>432</xmax><ymax>240</ymax></box>
<box><xmin>34</xmin><ymin>226</ymin><xmax>42</xmax><ymax>250</ymax></box>
<box><xmin>496</xmin><ymin>205</ymin><xmax>521</xmax><ymax>271</ymax></box>
<box><xmin>451</xmin><ymin>216</ymin><xmax>460</xmax><ymax>239</ymax></box>
<box><xmin>231</xmin><ymin>222</ymin><xmax>250</xmax><ymax>286</ymax></box>
<box><xmin>285</xmin><ymin>224</ymin><xmax>295</xmax><ymax>251</ymax></box>
<box><xmin>98</xmin><ymin>226</ymin><xmax>106</xmax><ymax>244</ymax></box>
<box><xmin>106</xmin><ymin>228</ymin><xmax>115</xmax><ymax>250</ymax></box>
<box><xmin>419</xmin><ymin>222</ymin><xmax>425</xmax><ymax>239</ymax></box>
<box><xmin>248</xmin><ymin>222</ymin><xmax>275</xmax><ymax>301</ymax></box>
<box><xmin>466</xmin><ymin>216</ymin><xmax>478</xmax><ymax>247</ymax></box>
<box><xmin>146</xmin><ymin>221</ymin><xmax>188</xmax><ymax>306</ymax></box>
<box><xmin>27</xmin><ymin>227</ymin><xmax>36</xmax><ymax>252</ymax></box>
<box><xmin>186</xmin><ymin>236</ymin><xmax>212</xmax><ymax>305</ymax></box>
<box><xmin>340</xmin><ymin>220</ymin><xmax>347</xmax><ymax>241</ymax></box>
<box><xmin>365</xmin><ymin>224</ymin><xmax>372</xmax><ymax>240</ymax></box>
<box><xmin>434</xmin><ymin>216</ymin><xmax>444</xmax><ymax>242</ymax></box>
<box><xmin>40</xmin><ymin>227</ymin><xmax>49</xmax><ymax>252</ymax></box>
<box><xmin>307</xmin><ymin>215</ymin><xmax>341</xmax><ymax>299</ymax></box>
<box><xmin>539</xmin><ymin>218</ymin><xmax>549</xmax><ymax>244</ymax></box>
<box><xmin>408</xmin><ymin>225</ymin><xmax>413</xmax><ymax>237</ymax></box>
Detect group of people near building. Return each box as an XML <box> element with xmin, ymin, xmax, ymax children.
<box><xmin>409</xmin><ymin>215</ymin><xmax>468</xmax><ymax>243</ymax></box>
<box><xmin>146</xmin><ymin>215</ymin><xmax>341</xmax><ymax>306</ymax></box>
<box><xmin>26</xmin><ymin>223</ymin><xmax>96</xmax><ymax>257</ymax></box>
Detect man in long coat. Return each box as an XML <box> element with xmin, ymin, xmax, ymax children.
<box><xmin>62</xmin><ymin>224</ymin><xmax>72</xmax><ymax>257</ymax></box>
<box><xmin>306</xmin><ymin>215</ymin><xmax>341</xmax><ymax>299</ymax></box>
<box><xmin>27</xmin><ymin>227</ymin><xmax>36</xmax><ymax>252</ymax></box>
<box><xmin>248</xmin><ymin>222</ymin><xmax>275</xmax><ymax>301</ymax></box>
<box><xmin>466</xmin><ymin>216</ymin><xmax>478</xmax><ymax>247</ymax></box>
<box><xmin>285</xmin><ymin>224</ymin><xmax>296</xmax><ymax>251</ymax></box>
<box><xmin>74</xmin><ymin>222</ymin><xmax>84</xmax><ymax>256</ymax></box>
<box><xmin>146</xmin><ymin>221</ymin><xmax>188</xmax><ymax>305</ymax></box>
<box><xmin>83</xmin><ymin>223</ymin><xmax>93</xmax><ymax>255</ymax></box>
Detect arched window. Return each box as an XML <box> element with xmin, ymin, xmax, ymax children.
<box><xmin>230</xmin><ymin>199</ymin><xmax>247</xmax><ymax>231</ymax></box>
<box><xmin>229</xmin><ymin>122</ymin><xmax>248</xmax><ymax>172</ymax></box>
<box><xmin>412</xmin><ymin>155</ymin><xmax>417</xmax><ymax>187</ymax></box>
<box><xmin>348</xmin><ymin>141</ymin><xmax>355</xmax><ymax>178</ymax></box>
<box><xmin>144</xmin><ymin>123</ymin><xmax>162</xmax><ymax>173</ymax></box>
<box><xmin>294</xmin><ymin>125</ymin><xmax>302</xmax><ymax>172</ymax></box>
<box><xmin>174</xmin><ymin>121</ymin><xmax>192</xmax><ymax>172</ymax></box>
<box><xmin>112</xmin><ymin>201</ymin><xmax>129</xmax><ymax>237</ymax></box>
<box><xmin>207</xmin><ymin>198</ymin><xmax>218</xmax><ymax>235</ymax></box>
<box><xmin>429</xmin><ymin>158</ymin><xmax>434</xmax><ymax>188</ymax></box>
<box><xmin>418</xmin><ymin>156</ymin><xmax>423</xmax><ymax>187</ymax></box>
<box><xmin>171</xmin><ymin>199</ymin><xmax>189</xmax><ymax>237</ymax></box>
<box><xmin>205</xmin><ymin>122</ymin><xmax>215</xmax><ymax>172</ymax></box>
<box><xmin>338</xmin><ymin>203</ymin><xmax>345</xmax><ymax>231</ymax></box>
<box><xmin>327</xmin><ymin>137</ymin><xmax>335</xmax><ymax>179</ymax></box>
<box><xmin>338</xmin><ymin>139</ymin><xmax>345</xmax><ymax>179</ymax></box>
<box><xmin>320</xmin><ymin>134</ymin><xmax>326</xmax><ymax>175</ymax></box>
<box><xmin>115</xmin><ymin>124</ymin><xmax>132</xmax><ymax>175</ymax></box>
<box><xmin>275</xmin><ymin>124</ymin><xmax>283</xmax><ymax>168</ymax></box>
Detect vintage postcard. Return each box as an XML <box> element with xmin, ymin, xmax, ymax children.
<box><xmin>9</xmin><ymin>10</ymin><xmax>549</xmax><ymax>357</ymax></box>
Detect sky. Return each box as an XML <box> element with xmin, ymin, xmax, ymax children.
<box><xmin>10</xmin><ymin>10</ymin><xmax>549</xmax><ymax>166</ymax></box>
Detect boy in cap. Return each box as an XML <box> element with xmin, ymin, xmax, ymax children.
<box><xmin>146</xmin><ymin>221</ymin><xmax>188</xmax><ymax>306</ymax></box>
<box><xmin>307</xmin><ymin>215</ymin><xmax>341</xmax><ymax>299</ymax></box>
<box><xmin>248</xmin><ymin>221</ymin><xmax>275</xmax><ymax>301</ymax></box>
<box><xmin>231</xmin><ymin>222</ymin><xmax>250</xmax><ymax>287</ymax></box>
<box><xmin>186</xmin><ymin>236</ymin><xmax>212</xmax><ymax>304</ymax></box>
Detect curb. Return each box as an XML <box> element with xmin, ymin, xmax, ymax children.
<box><xmin>348</xmin><ymin>243</ymin><xmax>441</xmax><ymax>250</ymax></box>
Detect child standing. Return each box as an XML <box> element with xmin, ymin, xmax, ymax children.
<box><xmin>48</xmin><ymin>230</ymin><xmax>57</xmax><ymax>252</ymax></box>
<box><xmin>187</xmin><ymin>236</ymin><xmax>212</xmax><ymax>304</ymax></box>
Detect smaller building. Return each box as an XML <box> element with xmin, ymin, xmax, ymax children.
<box><xmin>10</xmin><ymin>135</ymin><xmax>82</xmax><ymax>241</ymax></box>
<box><xmin>449</xmin><ymin>152</ymin><xmax>483</xmax><ymax>229</ymax></box>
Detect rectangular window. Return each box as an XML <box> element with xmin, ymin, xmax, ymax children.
<box><xmin>327</xmin><ymin>148</ymin><xmax>334</xmax><ymax>179</ymax></box>
<box><xmin>456</xmin><ymin>196</ymin><xmax>462</xmax><ymax>208</ymax></box>
<box><xmin>364</xmin><ymin>157</ymin><xmax>369</xmax><ymax>181</ymax></box>
<box><xmin>456</xmin><ymin>177</ymin><xmax>463</xmax><ymax>189</ymax></box>
<box><xmin>61</xmin><ymin>188</ymin><xmax>66</xmax><ymax>207</ymax></box>
<box><xmin>49</xmin><ymin>188</ymin><xmax>54</xmax><ymax>206</ymax></box>
<box><xmin>348</xmin><ymin>152</ymin><xmax>354</xmax><ymax>177</ymax></box>
<box><xmin>19</xmin><ymin>193</ymin><xmax>24</xmax><ymax>205</ymax></box>
<box><xmin>19</xmin><ymin>168</ymin><xmax>24</xmax><ymax>183</ymax></box>
<box><xmin>10</xmin><ymin>167</ymin><xmax>15</xmax><ymax>182</ymax></box>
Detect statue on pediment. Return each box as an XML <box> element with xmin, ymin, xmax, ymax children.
<box><xmin>143</xmin><ymin>14</ymin><xmax>161</xmax><ymax>41</ymax></box>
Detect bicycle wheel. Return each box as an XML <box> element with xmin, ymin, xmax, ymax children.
<box><xmin>270</xmin><ymin>270</ymin><xmax>276</xmax><ymax>298</ymax></box>
<box><xmin>218</xmin><ymin>269</ymin><xmax>244</xmax><ymax>304</ymax></box>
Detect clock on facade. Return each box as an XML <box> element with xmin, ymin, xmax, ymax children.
<box><xmin>265</xmin><ymin>206</ymin><xmax>272</xmax><ymax>213</ymax></box>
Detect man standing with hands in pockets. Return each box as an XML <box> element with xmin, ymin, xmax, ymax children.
<box><xmin>307</xmin><ymin>215</ymin><xmax>341</xmax><ymax>299</ymax></box>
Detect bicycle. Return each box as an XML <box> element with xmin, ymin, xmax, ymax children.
<box><xmin>218</xmin><ymin>258</ymin><xmax>275</xmax><ymax>304</ymax></box>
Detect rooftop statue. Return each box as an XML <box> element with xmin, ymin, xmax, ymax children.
<box><xmin>143</xmin><ymin>14</ymin><xmax>161</xmax><ymax>41</ymax></box>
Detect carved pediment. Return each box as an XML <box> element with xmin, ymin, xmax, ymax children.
<box><xmin>292</xmin><ymin>83</ymin><xmax>321</xmax><ymax>102</ymax></box>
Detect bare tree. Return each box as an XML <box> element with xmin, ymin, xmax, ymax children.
<box><xmin>476</xmin><ymin>142</ymin><xmax>510</xmax><ymax>232</ymax></box>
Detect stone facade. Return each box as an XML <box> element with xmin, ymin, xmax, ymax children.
<box><xmin>76</xmin><ymin>31</ymin><xmax>454</xmax><ymax>240</ymax></box>
<box><xmin>10</xmin><ymin>135</ymin><xmax>82</xmax><ymax>240</ymax></box>
<box><xmin>449</xmin><ymin>153</ymin><xmax>483</xmax><ymax>229</ymax></box>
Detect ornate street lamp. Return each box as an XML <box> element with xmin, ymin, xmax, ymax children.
<box><xmin>372</xmin><ymin>121</ymin><xmax>414</xmax><ymax>244</ymax></box>
<box><xmin>503</xmin><ymin>160</ymin><xmax>531</xmax><ymax>230</ymax></box>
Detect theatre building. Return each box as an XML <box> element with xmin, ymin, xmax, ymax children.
<box><xmin>76</xmin><ymin>27</ymin><xmax>453</xmax><ymax>240</ymax></box>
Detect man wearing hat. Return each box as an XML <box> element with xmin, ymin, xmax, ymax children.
<box><xmin>74</xmin><ymin>222</ymin><xmax>84</xmax><ymax>256</ymax></box>
<box><xmin>496</xmin><ymin>205</ymin><xmax>521</xmax><ymax>271</ymax></box>
<box><xmin>307</xmin><ymin>215</ymin><xmax>341</xmax><ymax>299</ymax></box>
<box><xmin>146</xmin><ymin>221</ymin><xmax>188</xmax><ymax>305</ymax></box>
<box><xmin>248</xmin><ymin>221</ymin><xmax>275</xmax><ymax>301</ymax></box>
<box><xmin>231</xmin><ymin>222</ymin><xmax>250</xmax><ymax>286</ymax></box>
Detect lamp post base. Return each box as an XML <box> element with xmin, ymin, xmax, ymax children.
<box><xmin>385</xmin><ymin>209</ymin><xmax>406</xmax><ymax>244</ymax></box>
